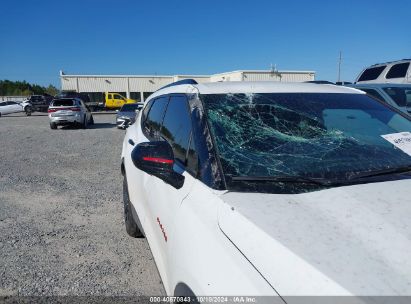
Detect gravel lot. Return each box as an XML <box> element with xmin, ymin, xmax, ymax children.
<box><xmin>0</xmin><ymin>113</ymin><xmax>165</xmax><ymax>297</ymax></box>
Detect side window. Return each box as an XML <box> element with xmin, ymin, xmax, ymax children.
<box><xmin>161</xmin><ymin>96</ymin><xmax>192</xmax><ymax>166</ymax></box>
<box><xmin>116</xmin><ymin>95</ymin><xmax>124</xmax><ymax>100</ymax></box>
<box><xmin>361</xmin><ymin>89</ymin><xmax>385</xmax><ymax>102</ymax></box>
<box><xmin>141</xmin><ymin>99</ymin><xmax>154</xmax><ymax>124</ymax></box>
<box><xmin>386</xmin><ymin>63</ymin><xmax>410</xmax><ymax>79</ymax></box>
<box><xmin>144</xmin><ymin>96</ymin><xmax>168</xmax><ymax>139</ymax></box>
<box><xmin>382</xmin><ymin>87</ymin><xmax>408</xmax><ymax>107</ymax></box>
<box><xmin>0</xmin><ymin>102</ymin><xmax>5</xmax><ymax>106</ymax></box>
<box><xmin>358</xmin><ymin>66</ymin><xmax>386</xmax><ymax>82</ymax></box>
<box><xmin>108</xmin><ymin>94</ymin><xmax>113</xmax><ymax>99</ymax></box>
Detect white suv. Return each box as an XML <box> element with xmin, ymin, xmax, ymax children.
<box><xmin>121</xmin><ymin>80</ymin><xmax>411</xmax><ymax>299</ymax></box>
<box><xmin>355</xmin><ymin>59</ymin><xmax>411</xmax><ymax>84</ymax></box>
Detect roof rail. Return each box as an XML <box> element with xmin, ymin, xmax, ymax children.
<box><xmin>157</xmin><ymin>79</ymin><xmax>198</xmax><ymax>91</ymax></box>
<box><xmin>370</xmin><ymin>58</ymin><xmax>411</xmax><ymax>66</ymax></box>
<box><xmin>305</xmin><ymin>80</ymin><xmax>335</xmax><ymax>85</ymax></box>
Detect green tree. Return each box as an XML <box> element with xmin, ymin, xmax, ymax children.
<box><xmin>45</xmin><ymin>84</ymin><xmax>59</xmax><ymax>96</ymax></box>
<box><xmin>0</xmin><ymin>80</ymin><xmax>59</xmax><ymax>96</ymax></box>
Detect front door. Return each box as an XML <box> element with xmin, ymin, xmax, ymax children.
<box><xmin>143</xmin><ymin>95</ymin><xmax>196</xmax><ymax>284</ymax></box>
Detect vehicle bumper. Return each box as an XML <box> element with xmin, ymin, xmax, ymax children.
<box><xmin>116</xmin><ymin>117</ymin><xmax>134</xmax><ymax>128</ymax></box>
<box><xmin>49</xmin><ymin>114</ymin><xmax>82</xmax><ymax>125</ymax></box>
<box><xmin>32</xmin><ymin>105</ymin><xmax>49</xmax><ymax>112</ymax></box>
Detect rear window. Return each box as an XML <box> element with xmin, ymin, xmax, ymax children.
<box><xmin>120</xmin><ymin>104</ymin><xmax>138</xmax><ymax>111</ymax></box>
<box><xmin>52</xmin><ymin>99</ymin><xmax>75</xmax><ymax>107</ymax></box>
<box><xmin>386</xmin><ymin>62</ymin><xmax>410</xmax><ymax>79</ymax></box>
<box><xmin>358</xmin><ymin>66</ymin><xmax>386</xmax><ymax>81</ymax></box>
<box><xmin>30</xmin><ymin>96</ymin><xmax>44</xmax><ymax>101</ymax></box>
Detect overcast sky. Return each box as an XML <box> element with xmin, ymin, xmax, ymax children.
<box><xmin>1</xmin><ymin>0</ymin><xmax>410</xmax><ymax>87</ymax></box>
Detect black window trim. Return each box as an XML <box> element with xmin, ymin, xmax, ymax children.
<box><xmin>188</xmin><ymin>94</ymin><xmax>226</xmax><ymax>190</ymax></box>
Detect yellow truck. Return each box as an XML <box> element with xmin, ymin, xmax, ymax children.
<box><xmin>104</xmin><ymin>92</ymin><xmax>136</xmax><ymax>109</ymax></box>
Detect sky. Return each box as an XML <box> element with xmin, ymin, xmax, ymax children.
<box><xmin>0</xmin><ymin>0</ymin><xmax>410</xmax><ymax>88</ymax></box>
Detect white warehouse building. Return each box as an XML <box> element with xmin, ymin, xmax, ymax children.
<box><xmin>60</xmin><ymin>69</ymin><xmax>315</xmax><ymax>103</ymax></box>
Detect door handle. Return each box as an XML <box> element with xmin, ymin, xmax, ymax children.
<box><xmin>128</xmin><ymin>139</ymin><xmax>135</xmax><ymax>146</ymax></box>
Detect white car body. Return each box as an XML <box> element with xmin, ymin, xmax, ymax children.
<box><xmin>0</xmin><ymin>100</ymin><xmax>31</xmax><ymax>116</ymax></box>
<box><xmin>355</xmin><ymin>59</ymin><xmax>411</xmax><ymax>84</ymax></box>
<box><xmin>121</xmin><ymin>81</ymin><xmax>411</xmax><ymax>299</ymax></box>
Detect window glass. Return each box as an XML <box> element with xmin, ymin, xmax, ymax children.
<box><xmin>361</xmin><ymin>89</ymin><xmax>385</xmax><ymax>102</ymax></box>
<box><xmin>141</xmin><ymin>99</ymin><xmax>154</xmax><ymax>124</ymax></box>
<box><xmin>161</xmin><ymin>96</ymin><xmax>192</xmax><ymax>165</ymax></box>
<box><xmin>386</xmin><ymin>63</ymin><xmax>410</xmax><ymax>79</ymax></box>
<box><xmin>120</xmin><ymin>104</ymin><xmax>139</xmax><ymax>111</ymax></box>
<box><xmin>144</xmin><ymin>97</ymin><xmax>168</xmax><ymax>138</ymax></box>
<box><xmin>52</xmin><ymin>99</ymin><xmax>75</xmax><ymax>107</ymax></box>
<box><xmin>202</xmin><ymin>93</ymin><xmax>411</xmax><ymax>194</ymax></box>
<box><xmin>115</xmin><ymin>95</ymin><xmax>124</xmax><ymax>100</ymax></box>
<box><xmin>358</xmin><ymin>66</ymin><xmax>386</xmax><ymax>81</ymax></box>
<box><xmin>0</xmin><ymin>102</ymin><xmax>6</xmax><ymax>106</ymax></box>
<box><xmin>382</xmin><ymin>87</ymin><xmax>411</xmax><ymax>107</ymax></box>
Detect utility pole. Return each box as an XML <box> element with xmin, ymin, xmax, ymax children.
<box><xmin>337</xmin><ymin>51</ymin><xmax>342</xmax><ymax>83</ymax></box>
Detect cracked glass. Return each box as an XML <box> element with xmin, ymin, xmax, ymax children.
<box><xmin>201</xmin><ymin>93</ymin><xmax>411</xmax><ymax>193</ymax></box>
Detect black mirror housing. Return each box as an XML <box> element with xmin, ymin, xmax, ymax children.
<box><xmin>131</xmin><ymin>141</ymin><xmax>185</xmax><ymax>189</ymax></box>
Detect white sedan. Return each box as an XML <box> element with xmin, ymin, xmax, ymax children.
<box><xmin>121</xmin><ymin>80</ymin><xmax>411</xmax><ymax>301</ymax></box>
<box><xmin>0</xmin><ymin>100</ymin><xmax>32</xmax><ymax>117</ymax></box>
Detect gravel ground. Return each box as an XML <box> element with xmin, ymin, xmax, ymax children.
<box><xmin>0</xmin><ymin>113</ymin><xmax>165</xmax><ymax>298</ymax></box>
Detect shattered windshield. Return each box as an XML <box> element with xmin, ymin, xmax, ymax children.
<box><xmin>201</xmin><ymin>93</ymin><xmax>411</xmax><ymax>193</ymax></box>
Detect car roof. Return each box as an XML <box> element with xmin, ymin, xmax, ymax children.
<box><xmin>349</xmin><ymin>83</ymin><xmax>411</xmax><ymax>89</ymax></box>
<box><xmin>147</xmin><ymin>81</ymin><xmax>364</xmax><ymax>101</ymax></box>
<box><xmin>367</xmin><ymin>58</ymin><xmax>411</xmax><ymax>67</ymax></box>
<box><xmin>52</xmin><ymin>98</ymin><xmax>78</xmax><ymax>101</ymax></box>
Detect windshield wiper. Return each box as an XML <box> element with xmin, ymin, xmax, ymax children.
<box><xmin>229</xmin><ymin>175</ymin><xmax>335</xmax><ymax>186</ymax></box>
<box><xmin>347</xmin><ymin>165</ymin><xmax>411</xmax><ymax>180</ymax></box>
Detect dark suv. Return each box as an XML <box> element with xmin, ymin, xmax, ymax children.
<box><xmin>28</xmin><ymin>94</ymin><xmax>54</xmax><ymax>112</ymax></box>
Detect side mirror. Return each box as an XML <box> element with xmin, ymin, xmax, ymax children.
<box><xmin>131</xmin><ymin>141</ymin><xmax>185</xmax><ymax>189</ymax></box>
<box><xmin>116</xmin><ymin>109</ymin><xmax>119</xmax><ymax>112</ymax></box>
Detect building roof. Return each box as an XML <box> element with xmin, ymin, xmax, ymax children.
<box><xmin>59</xmin><ymin>69</ymin><xmax>315</xmax><ymax>78</ymax></box>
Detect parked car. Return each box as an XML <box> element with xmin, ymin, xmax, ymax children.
<box><xmin>48</xmin><ymin>98</ymin><xmax>94</xmax><ymax>129</ymax></box>
<box><xmin>0</xmin><ymin>100</ymin><xmax>32</xmax><ymax>117</ymax></box>
<box><xmin>355</xmin><ymin>59</ymin><xmax>411</xmax><ymax>84</ymax></box>
<box><xmin>28</xmin><ymin>94</ymin><xmax>54</xmax><ymax>112</ymax></box>
<box><xmin>121</xmin><ymin>80</ymin><xmax>411</xmax><ymax>297</ymax></box>
<box><xmin>116</xmin><ymin>102</ymin><xmax>144</xmax><ymax>129</ymax></box>
<box><xmin>348</xmin><ymin>83</ymin><xmax>411</xmax><ymax>116</ymax></box>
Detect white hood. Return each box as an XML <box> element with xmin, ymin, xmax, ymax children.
<box><xmin>218</xmin><ymin>180</ymin><xmax>411</xmax><ymax>296</ymax></box>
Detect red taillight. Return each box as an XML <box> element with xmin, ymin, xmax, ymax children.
<box><xmin>142</xmin><ymin>157</ymin><xmax>173</xmax><ymax>164</ymax></box>
<box><xmin>48</xmin><ymin>108</ymin><xmax>57</xmax><ymax>113</ymax></box>
<box><xmin>70</xmin><ymin>107</ymin><xmax>81</xmax><ymax>111</ymax></box>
